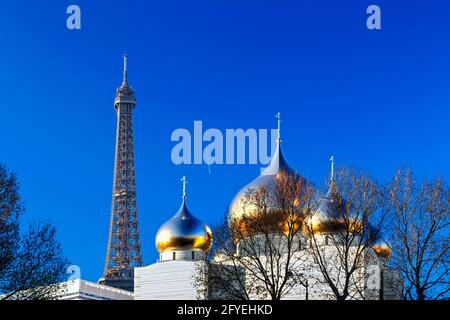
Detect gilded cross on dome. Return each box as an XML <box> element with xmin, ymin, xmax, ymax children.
<box><xmin>276</xmin><ymin>112</ymin><xmax>282</xmax><ymax>143</ymax></box>
<box><xmin>330</xmin><ymin>156</ymin><xmax>335</xmax><ymax>181</ymax></box>
<box><xmin>181</xmin><ymin>176</ymin><xmax>188</xmax><ymax>200</ymax></box>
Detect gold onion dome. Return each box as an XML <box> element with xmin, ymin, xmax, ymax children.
<box><xmin>304</xmin><ymin>157</ymin><xmax>362</xmax><ymax>235</ymax></box>
<box><xmin>372</xmin><ymin>238</ymin><xmax>391</xmax><ymax>260</ymax></box>
<box><xmin>155</xmin><ymin>177</ymin><xmax>213</xmax><ymax>254</ymax></box>
<box><xmin>305</xmin><ymin>183</ymin><xmax>347</xmax><ymax>234</ymax></box>
<box><xmin>228</xmin><ymin>113</ymin><xmax>307</xmax><ymax>236</ymax></box>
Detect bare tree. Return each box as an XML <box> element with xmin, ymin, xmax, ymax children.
<box><xmin>0</xmin><ymin>165</ymin><xmax>21</xmax><ymax>280</ymax></box>
<box><xmin>304</xmin><ymin>167</ymin><xmax>385</xmax><ymax>300</ymax></box>
<box><xmin>385</xmin><ymin>168</ymin><xmax>450</xmax><ymax>300</ymax></box>
<box><xmin>1</xmin><ymin>223</ymin><xmax>70</xmax><ymax>300</ymax></box>
<box><xmin>199</xmin><ymin>173</ymin><xmax>316</xmax><ymax>300</ymax></box>
<box><xmin>0</xmin><ymin>164</ymin><xmax>69</xmax><ymax>300</ymax></box>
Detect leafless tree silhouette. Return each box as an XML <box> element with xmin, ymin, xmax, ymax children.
<box><xmin>385</xmin><ymin>168</ymin><xmax>450</xmax><ymax>300</ymax></box>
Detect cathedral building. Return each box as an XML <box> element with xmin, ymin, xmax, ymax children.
<box><xmin>134</xmin><ymin>111</ymin><xmax>401</xmax><ymax>300</ymax></box>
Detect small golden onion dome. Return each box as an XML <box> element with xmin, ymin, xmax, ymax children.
<box><xmin>305</xmin><ymin>186</ymin><xmax>343</xmax><ymax>234</ymax></box>
<box><xmin>156</xmin><ymin>179</ymin><xmax>213</xmax><ymax>254</ymax></box>
<box><xmin>372</xmin><ymin>239</ymin><xmax>392</xmax><ymax>260</ymax></box>
<box><xmin>304</xmin><ymin>184</ymin><xmax>362</xmax><ymax>235</ymax></box>
<box><xmin>228</xmin><ymin>141</ymin><xmax>306</xmax><ymax>237</ymax></box>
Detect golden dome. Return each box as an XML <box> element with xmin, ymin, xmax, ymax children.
<box><xmin>304</xmin><ymin>184</ymin><xmax>358</xmax><ymax>235</ymax></box>
<box><xmin>303</xmin><ymin>156</ymin><xmax>363</xmax><ymax>235</ymax></box>
<box><xmin>155</xmin><ymin>177</ymin><xmax>213</xmax><ymax>253</ymax></box>
<box><xmin>372</xmin><ymin>239</ymin><xmax>391</xmax><ymax>260</ymax></box>
<box><xmin>156</xmin><ymin>199</ymin><xmax>213</xmax><ymax>253</ymax></box>
<box><xmin>228</xmin><ymin>139</ymin><xmax>306</xmax><ymax>237</ymax></box>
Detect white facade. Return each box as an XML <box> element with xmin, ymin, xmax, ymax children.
<box><xmin>134</xmin><ymin>260</ymin><xmax>206</xmax><ymax>300</ymax></box>
<box><xmin>208</xmin><ymin>234</ymin><xmax>401</xmax><ymax>300</ymax></box>
<box><xmin>55</xmin><ymin>279</ymin><xmax>134</xmax><ymax>300</ymax></box>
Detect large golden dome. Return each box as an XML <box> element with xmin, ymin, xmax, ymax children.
<box><xmin>229</xmin><ymin>144</ymin><xmax>300</xmax><ymax>216</ymax></box>
<box><xmin>228</xmin><ymin>115</ymin><xmax>307</xmax><ymax>237</ymax></box>
<box><xmin>155</xmin><ymin>178</ymin><xmax>213</xmax><ymax>254</ymax></box>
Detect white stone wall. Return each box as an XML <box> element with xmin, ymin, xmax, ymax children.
<box><xmin>211</xmin><ymin>234</ymin><xmax>401</xmax><ymax>300</ymax></box>
<box><xmin>133</xmin><ymin>233</ymin><xmax>402</xmax><ymax>300</ymax></box>
<box><xmin>134</xmin><ymin>261</ymin><xmax>206</xmax><ymax>300</ymax></box>
<box><xmin>51</xmin><ymin>280</ymin><xmax>133</xmax><ymax>300</ymax></box>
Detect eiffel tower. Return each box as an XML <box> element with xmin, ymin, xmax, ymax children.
<box><xmin>99</xmin><ymin>55</ymin><xmax>143</xmax><ymax>292</ymax></box>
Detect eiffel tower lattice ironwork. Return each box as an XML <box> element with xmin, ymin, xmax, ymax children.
<box><xmin>99</xmin><ymin>54</ymin><xmax>143</xmax><ymax>291</ymax></box>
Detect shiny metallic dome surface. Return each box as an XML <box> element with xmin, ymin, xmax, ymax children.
<box><xmin>156</xmin><ymin>200</ymin><xmax>213</xmax><ymax>253</ymax></box>
<box><xmin>372</xmin><ymin>238</ymin><xmax>392</xmax><ymax>260</ymax></box>
<box><xmin>304</xmin><ymin>183</ymin><xmax>365</xmax><ymax>235</ymax></box>
<box><xmin>228</xmin><ymin>143</ymin><xmax>306</xmax><ymax>235</ymax></box>
<box><xmin>306</xmin><ymin>185</ymin><xmax>346</xmax><ymax>234</ymax></box>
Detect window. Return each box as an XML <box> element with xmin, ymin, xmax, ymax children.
<box><xmin>173</xmin><ymin>252</ymin><xmax>176</xmax><ymax>260</ymax></box>
<box><xmin>192</xmin><ymin>251</ymin><xmax>195</xmax><ymax>260</ymax></box>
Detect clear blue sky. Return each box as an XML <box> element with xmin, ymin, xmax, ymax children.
<box><xmin>0</xmin><ymin>0</ymin><xmax>449</xmax><ymax>282</ymax></box>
